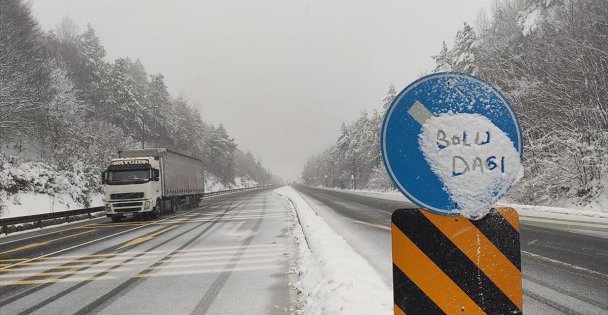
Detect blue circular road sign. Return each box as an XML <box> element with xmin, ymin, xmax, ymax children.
<box><xmin>380</xmin><ymin>72</ymin><xmax>523</xmax><ymax>215</ymax></box>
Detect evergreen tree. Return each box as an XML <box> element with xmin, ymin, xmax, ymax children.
<box><xmin>432</xmin><ymin>41</ymin><xmax>452</xmax><ymax>72</ymax></box>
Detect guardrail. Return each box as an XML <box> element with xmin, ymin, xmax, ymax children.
<box><xmin>0</xmin><ymin>185</ymin><xmax>273</xmax><ymax>236</ymax></box>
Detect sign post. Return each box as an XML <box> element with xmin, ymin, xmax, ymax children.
<box><xmin>381</xmin><ymin>73</ymin><xmax>523</xmax><ymax>314</ymax></box>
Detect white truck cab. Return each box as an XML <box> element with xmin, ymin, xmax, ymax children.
<box><xmin>102</xmin><ymin>148</ymin><xmax>204</xmax><ymax>222</ymax></box>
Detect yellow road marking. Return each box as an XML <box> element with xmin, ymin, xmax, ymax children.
<box><xmin>0</xmin><ymin>259</ymin><xmax>28</xmax><ymax>262</ymax></box>
<box><xmin>0</xmin><ymin>268</ymin><xmax>132</xmax><ymax>279</ymax></box>
<box><xmin>117</xmin><ymin>225</ymin><xmax>178</xmax><ymax>250</ymax></box>
<box><xmin>0</xmin><ymin>275</ymin><xmax>114</xmax><ymax>286</ymax></box>
<box><xmin>0</xmin><ymin>204</ymin><xmax>209</xmax><ymax>272</ymax></box>
<box><xmin>353</xmin><ymin>220</ymin><xmax>391</xmax><ymax>231</ymax></box>
<box><xmin>1</xmin><ymin>248</ymin><xmax>284</xmax><ymax>269</ymax></box>
<box><xmin>0</xmin><ymin>230</ymin><xmax>96</xmax><ymax>256</ymax></box>
<box><xmin>229</xmin><ymin>221</ymin><xmax>246</xmax><ymax>234</ymax></box>
<box><xmin>1</xmin><ymin>261</ymin><xmax>148</xmax><ymax>272</ymax></box>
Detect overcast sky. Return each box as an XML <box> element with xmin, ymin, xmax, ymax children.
<box><xmin>31</xmin><ymin>0</ymin><xmax>489</xmax><ymax>181</ymax></box>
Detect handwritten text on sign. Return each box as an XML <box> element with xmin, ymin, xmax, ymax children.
<box><xmin>435</xmin><ymin>130</ymin><xmax>505</xmax><ymax>176</ymax></box>
<box><xmin>418</xmin><ymin>113</ymin><xmax>521</xmax><ymax>217</ymax></box>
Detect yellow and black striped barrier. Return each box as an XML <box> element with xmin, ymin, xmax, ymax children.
<box><xmin>392</xmin><ymin>208</ymin><xmax>522</xmax><ymax>314</ymax></box>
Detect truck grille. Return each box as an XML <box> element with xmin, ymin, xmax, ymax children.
<box><xmin>110</xmin><ymin>192</ymin><xmax>144</xmax><ymax>200</ymax></box>
<box><xmin>116</xmin><ymin>207</ymin><xmax>141</xmax><ymax>213</ymax></box>
<box><xmin>112</xmin><ymin>201</ymin><xmax>143</xmax><ymax>212</ymax></box>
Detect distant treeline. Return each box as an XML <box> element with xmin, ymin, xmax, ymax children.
<box><xmin>302</xmin><ymin>0</ymin><xmax>608</xmax><ymax>206</ymax></box>
<box><xmin>0</xmin><ymin>0</ymin><xmax>279</xmax><ymax>195</ymax></box>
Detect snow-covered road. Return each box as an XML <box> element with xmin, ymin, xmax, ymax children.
<box><xmin>0</xmin><ymin>189</ymin><xmax>295</xmax><ymax>314</ymax></box>
<box><xmin>292</xmin><ymin>184</ymin><xmax>608</xmax><ymax>314</ymax></box>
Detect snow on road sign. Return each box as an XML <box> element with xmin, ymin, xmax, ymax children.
<box><xmin>381</xmin><ymin>72</ymin><xmax>523</xmax><ymax>217</ymax></box>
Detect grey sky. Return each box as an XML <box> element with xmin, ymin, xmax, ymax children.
<box><xmin>31</xmin><ymin>0</ymin><xmax>489</xmax><ymax>181</ymax></box>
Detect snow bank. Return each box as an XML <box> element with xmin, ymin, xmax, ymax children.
<box><xmin>274</xmin><ymin>186</ymin><xmax>392</xmax><ymax>315</ymax></box>
<box><xmin>419</xmin><ymin>113</ymin><xmax>521</xmax><ymax>219</ymax></box>
<box><xmin>204</xmin><ymin>174</ymin><xmax>259</xmax><ymax>192</ymax></box>
<box><xmin>0</xmin><ymin>155</ymin><xmax>101</xmax><ymax>218</ymax></box>
<box><xmin>500</xmin><ymin>202</ymin><xmax>608</xmax><ymax>219</ymax></box>
<box><xmin>0</xmin><ymin>192</ymin><xmax>104</xmax><ymax>218</ymax></box>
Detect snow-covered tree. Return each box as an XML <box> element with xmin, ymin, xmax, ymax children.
<box><xmin>0</xmin><ymin>0</ymin><xmax>51</xmax><ymax>142</ymax></box>
<box><xmin>432</xmin><ymin>41</ymin><xmax>453</xmax><ymax>72</ymax></box>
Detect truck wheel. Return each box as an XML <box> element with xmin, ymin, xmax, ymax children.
<box><xmin>110</xmin><ymin>216</ymin><xmax>122</xmax><ymax>223</ymax></box>
<box><xmin>150</xmin><ymin>207</ymin><xmax>159</xmax><ymax>219</ymax></box>
<box><xmin>171</xmin><ymin>199</ymin><xmax>178</xmax><ymax>213</ymax></box>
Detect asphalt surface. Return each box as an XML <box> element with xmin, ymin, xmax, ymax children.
<box><xmin>293</xmin><ymin>184</ymin><xmax>608</xmax><ymax>315</ymax></box>
<box><xmin>0</xmin><ymin>189</ymin><xmax>295</xmax><ymax>315</ymax></box>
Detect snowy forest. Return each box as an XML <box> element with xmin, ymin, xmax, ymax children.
<box><xmin>0</xmin><ymin>0</ymin><xmax>278</xmax><ymax>213</ymax></box>
<box><xmin>302</xmin><ymin>0</ymin><xmax>608</xmax><ymax>208</ymax></box>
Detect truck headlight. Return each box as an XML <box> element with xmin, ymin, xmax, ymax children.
<box><xmin>105</xmin><ymin>203</ymin><xmax>112</xmax><ymax>211</ymax></box>
<box><xmin>144</xmin><ymin>201</ymin><xmax>151</xmax><ymax>210</ymax></box>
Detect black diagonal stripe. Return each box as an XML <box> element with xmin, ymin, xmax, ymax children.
<box><xmin>392</xmin><ymin>209</ymin><xmax>521</xmax><ymax>314</ymax></box>
<box><xmin>470</xmin><ymin>209</ymin><xmax>521</xmax><ymax>270</ymax></box>
<box><xmin>393</xmin><ymin>264</ymin><xmax>444</xmax><ymax>315</ymax></box>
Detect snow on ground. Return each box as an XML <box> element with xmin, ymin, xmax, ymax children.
<box><xmin>274</xmin><ymin>186</ymin><xmax>392</xmax><ymax>315</ymax></box>
<box><xmin>1</xmin><ymin>173</ymin><xmax>254</xmax><ymax>219</ymax></box>
<box><xmin>317</xmin><ymin>186</ymin><xmax>409</xmax><ymax>203</ymax></box>
<box><xmin>313</xmin><ymin>186</ymin><xmax>608</xmax><ymax>219</ymax></box>
<box><xmin>0</xmin><ymin>192</ymin><xmax>104</xmax><ymax>219</ymax></box>
<box><xmin>204</xmin><ymin>175</ymin><xmax>259</xmax><ymax>192</ymax></box>
<box><xmin>499</xmin><ymin>203</ymin><xmax>608</xmax><ymax>220</ymax></box>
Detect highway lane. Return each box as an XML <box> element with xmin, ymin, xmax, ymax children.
<box><xmin>0</xmin><ymin>189</ymin><xmax>295</xmax><ymax>314</ymax></box>
<box><xmin>293</xmin><ymin>184</ymin><xmax>608</xmax><ymax>315</ymax></box>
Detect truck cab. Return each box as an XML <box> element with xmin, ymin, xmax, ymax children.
<box><xmin>102</xmin><ymin>157</ymin><xmax>162</xmax><ymax>222</ymax></box>
<box><xmin>102</xmin><ymin>148</ymin><xmax>204</xmax><ymax>223</ymax></box>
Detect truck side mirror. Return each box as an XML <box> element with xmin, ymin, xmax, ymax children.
<box><xmin>152</xmin><ymin>169</ymin><xmax>160</xmax><ymax>181</ymax></box>
<box><xmin>101</xmin><ymin>171</ymin><xmax>107</xmax><ymax>184</ymax></box>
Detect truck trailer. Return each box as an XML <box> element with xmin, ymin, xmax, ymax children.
<box><xmin>102</xmin><ymin>148</ymin><xmax>204</xmax><ymax>222</ymax></box>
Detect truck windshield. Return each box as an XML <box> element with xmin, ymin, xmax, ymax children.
<box><xmin>107</xmin><ymin>169</ymin><xmax>150</xmax><ymax>185</ymax></box>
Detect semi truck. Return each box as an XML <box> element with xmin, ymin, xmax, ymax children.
<box><xmin>101</xmin><ymin>148</ymin><xmax>204</xmax><ymax>222</ymax></box>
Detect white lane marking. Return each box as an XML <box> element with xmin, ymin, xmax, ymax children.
<box><xmin>201</xmin><ymin>210</ymin><xmax>285</xmax><ymax>215</ymax></box>
<box><xmin>171</xmin><ymin>248</ymin><xmax>284</xmax><ymax>258</ymax></box>
<box><xmin>133</xmin><ymin>265</ymin><xmax>279</xmax><ymax>278</ymax></box>
<box><xmin>353</xmin><ymin>220</ymin><xmax>391</xmax><ymax>231</ymax></box>
<box><xmin>18</xmin><ymin>249</ymin><xmax>286</xmax><ymax>266</ymax></box>
<box><xmin>522</xmin><ymin>251</ymin><xmax>608</xmax><ymax>279</ymax></box>
<box><xmin>147</xmin><ymin>258</ymin><xmax>283</xmax><ymax>270</ymax></box>
<box><xmin>0</xmin><ymin>204</ymin><xmax>214</xmax><ymax>271</ymax></box>
<box><xmin>37</xmin><ymin>243</ymin><xmax>282</xmax><ymax>260</ymax></box>
<box><xmin>147</xmin><ymin>252</ymin><xmax>284</xmax><ymax>264</ymax></box>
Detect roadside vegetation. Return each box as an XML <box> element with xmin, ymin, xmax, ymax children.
<box><xmin>0</xmin><ymin>0</ymin><xmax>279</xmax><ymax>214</ymax></box>
<box><xmin>302</xmin><ymin>0</ymin><xmax>608</xmax><ymax>208</ymax></box>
